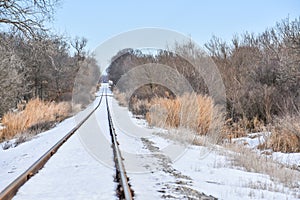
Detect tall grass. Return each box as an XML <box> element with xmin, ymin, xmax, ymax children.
<box><xmin>259</xmin><ymin>115</ymin><xmax>300</xmax><ymax>153</ymax></box>
<box><xmin>146</xmin><ymin>93</ymin><xmax>224</xmax><ymax>137</ymax></box>
<box><xmin>114</xmin><ymin>90</ymin><xmax>300</xmax><ymax>153</ymax></box>
<box><xmin>225</xmin><ymin>143</ymin><xmax>300</xmax><ymax>189</ymax></box>
<box><xmin>113</xmin><ymin>89</ymin><xmax>128</xmax><ymax>107</ymax></box>
<box><xmin>0</xmin><ymin>98</ymin><xmax>71</xmax><ymax>142</ymax></box>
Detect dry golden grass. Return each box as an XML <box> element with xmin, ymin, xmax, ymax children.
<box><xmin>146</xmin><ymin>96</ymin><xmax>181</xmax><ymax>128</ymax></box>
<box><xmin>0</xmin><ymin>98</ymin><xmax>71</xmax><ymax>142</ymax></box>
<box><xmin>266</xmin><ymin>132</ymin><xmax>300</xmax><ymax>153</ymax></box>
<box><xmin>259</xmin><ymin>115</ymin><xmax>300</xmax><ymax>153</ymax></box>
<box><xmin>223</xmin><ymin>116</ymin><xmax>266</xmax><ymax>142</ymax></box>
<box><xmin>224</xmin><ymin>143</ymin><xmax>300</xmax><ymax>189</ymax></box>
<box><xmin>146</xmin><ymin>93</ymin><xmax>223</xmax><ymax>137</ymax></box>
<box><xmin>113</xmin><ymin>89</ymin><xmax>128</xmax><ymax>107</ymax></box>
<box><xmin>129</xmin><ymin>97</ymin><xmax>152</xmax><ymax>116</ymax></box>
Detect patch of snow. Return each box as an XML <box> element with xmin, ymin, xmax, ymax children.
<box><xmin>272</xmin><ymin>152</ymin><xmax>300</xmax><ymax>168</ymax></box>
<box><xmin>173</xmin><ymin>145</ymin><xmax>299</xmax><ymax>200</ymax></box>
<box><xmin>13</xmin><ymin>133</ymin><xmax>116</xmax><ymax>200</ymax></box>
<box><xmin>0</xmin><ymin>116</ymin><xmax>76</xmax><ymax>192</ymax></box>
<box><xmin>232</xmin><ymin>132</ymin><xmax>269</xmax><ymax>149</ymax></box>
<box><xmin>232</xmin><ymin>132</ymin><xmax>300</xmax><ymax>167</ymax></box>
<box><xmin>123</xmin><ymin>104</ymin><xmax>300</xmax><ymax>199</ymax></box>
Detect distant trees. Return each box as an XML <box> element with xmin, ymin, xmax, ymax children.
<box><xmin>107</xmin><ymin>47</ymin><xmax>207</xmax><ymax>97</ymax></box>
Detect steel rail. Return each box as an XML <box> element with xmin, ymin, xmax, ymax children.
<box><xmin>105</xmin><ymin>89</ymin><xmax>133</xmax><ymax>200</ymax></box>
<box><xmin>0</xmin><ymin>92</ymin><xmax>104</xmax><ymax>200</ymax></box>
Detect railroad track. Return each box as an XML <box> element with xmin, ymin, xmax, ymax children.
<box><xmin>105</xmin><ymin>89</ymin><xmax>134</xmax><ymax>200</ymax></box>
<box><xmin>0</xmin><ymin>88</ymin><xmax>134</xmax><ymax>200</ymax></box>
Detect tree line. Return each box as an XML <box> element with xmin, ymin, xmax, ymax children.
<box><xmin>107</xmin><ymin>17</ymin><xmax>300</xmax><ymax>127</ymax></box>
<box><xmin>0</xmin><ymin>0</ymin><xmax>100</xmax><ymax>117</ymax></box>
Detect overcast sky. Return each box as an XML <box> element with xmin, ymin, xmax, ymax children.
<box><xmin>50</xmin><ymin>0</ymin><xmax>300</xmax><ymax>52</ymax></box>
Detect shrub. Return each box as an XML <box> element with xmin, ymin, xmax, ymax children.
<box><xmin>129</xmin><ymin>97</ymin><xmax>152</xmax><ymax>116</ymax></box>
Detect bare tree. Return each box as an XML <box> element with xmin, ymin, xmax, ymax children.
<box><xmin>0</xmin><ymin>33</ymin><xmax>24</xmax><ymax>115</ymax></box>
<box><xmin>71</xmin><ymin>36</ymin><xmax>87</xmax><ymax>61</ymax></box>
<box><xmin>0</xmin><ymin>0</ymin><xmax>59</xmax><ymax>37</ymax></box>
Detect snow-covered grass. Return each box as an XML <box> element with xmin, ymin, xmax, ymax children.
<box><xmin>172</xmin><ymin>144</ymin><xmax>300</xmax><ymax>199</ymax></box>
<box><xmin>224</xmin><ymin>143</ymin><xmax>300</xmax><ymax>188</ymax></box>
<box><xmin>149</xmin><ymin>130</ymin><xmax>300</xmax><ymax>199</ymax></box>
<box><xmin>231</xmin><ymin>133</ymin><xmax>300</xmax><ymax>169</ymax></box>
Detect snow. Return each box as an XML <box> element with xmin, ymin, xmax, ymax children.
<box><xmin>1</xmin><ymin>84</ymin><xmax>299</xmax><ymax>199</ymax></box>
<box><xmin>232</xmin><ymin>132</ymin><xmax>300</xmax><ymax>168</ymax></box>
<box><xmin>13</xmin><ymin>134</ymin><xmax>116</xmax><ymax>200</ymax></box>
<box><xmin>108</xmin><ymin>94</ymin><xmax>300</xmax><ymax>199</ymax></box>
<box><xmin>173</xmin><ymin>145</ymin><xmax>298</xmax><ymax>200</ymax></box>
<box><xmin>272</xmin><ymin>152</ymin><xmax>300</xmax><ymax>167</ymax></box>
<box><xmin>0</xmin><ymin>117</ymin><xmax>76</xmax><ymax>192</ymax></box>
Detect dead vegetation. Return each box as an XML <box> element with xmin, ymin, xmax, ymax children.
<box><xmin>108</xmin><ymin>17</ymin><xmax>300</xmax><ymax>154</ymax></box>
<box><xmin>224</xmin><ymin>143</ymin><xmax>300</xmax><ymax>189</ymax></box>
<box><xmin>0</xmin><ymin>98</ymin><xmax>71</xmax><ymax>143</ymax></box>
<box><xmin>116</xmin><ymin>89</ymin><xmax>300</xmax><ymax>153</ymax></box>
<box><xmin>258</xmin><ymin>115</ymin><xmax>300</xmax><ymax>153</ymax></box>
<box><xmin>146</xmin><ymin>93</ymin><xmax>224</xmax><ymax>139</ymax></box>
<box><xmin>113</xmin><ymin>89</ymin><xmax>128</xmax><ymax>107</ymax></box>
<box><xmin>114</xmin><ymin>91</ymin><xmax>225</xmax><ymax>143</ymax></box>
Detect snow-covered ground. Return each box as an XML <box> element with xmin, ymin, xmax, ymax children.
<box><xmin>1</xmin><ymin>86</ymin><xmax>117</xmax><ymax>200</ymax></box>
<box><xmin>1</xmin><ymin>84</ymin><xmax>299</xmax><ymax>199</ymax></box>
<box><xmin>109</xmin><ymin>95</ymin><xmax>300</xmax><ymax>199</ymax></box>
<box><xmin>0</xmin><ymin>92</ymin><xmax>105</xmax><ymax>190</ymax></box>
<box><xmin>0</xmin><ymin>115</ymin><xmax>77</xmax><ymax>192</ymax></box>
<box><xmin>232</xmin><ymin>133</ymin><xmax>300</xmax><ymax>168</ymax></box>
